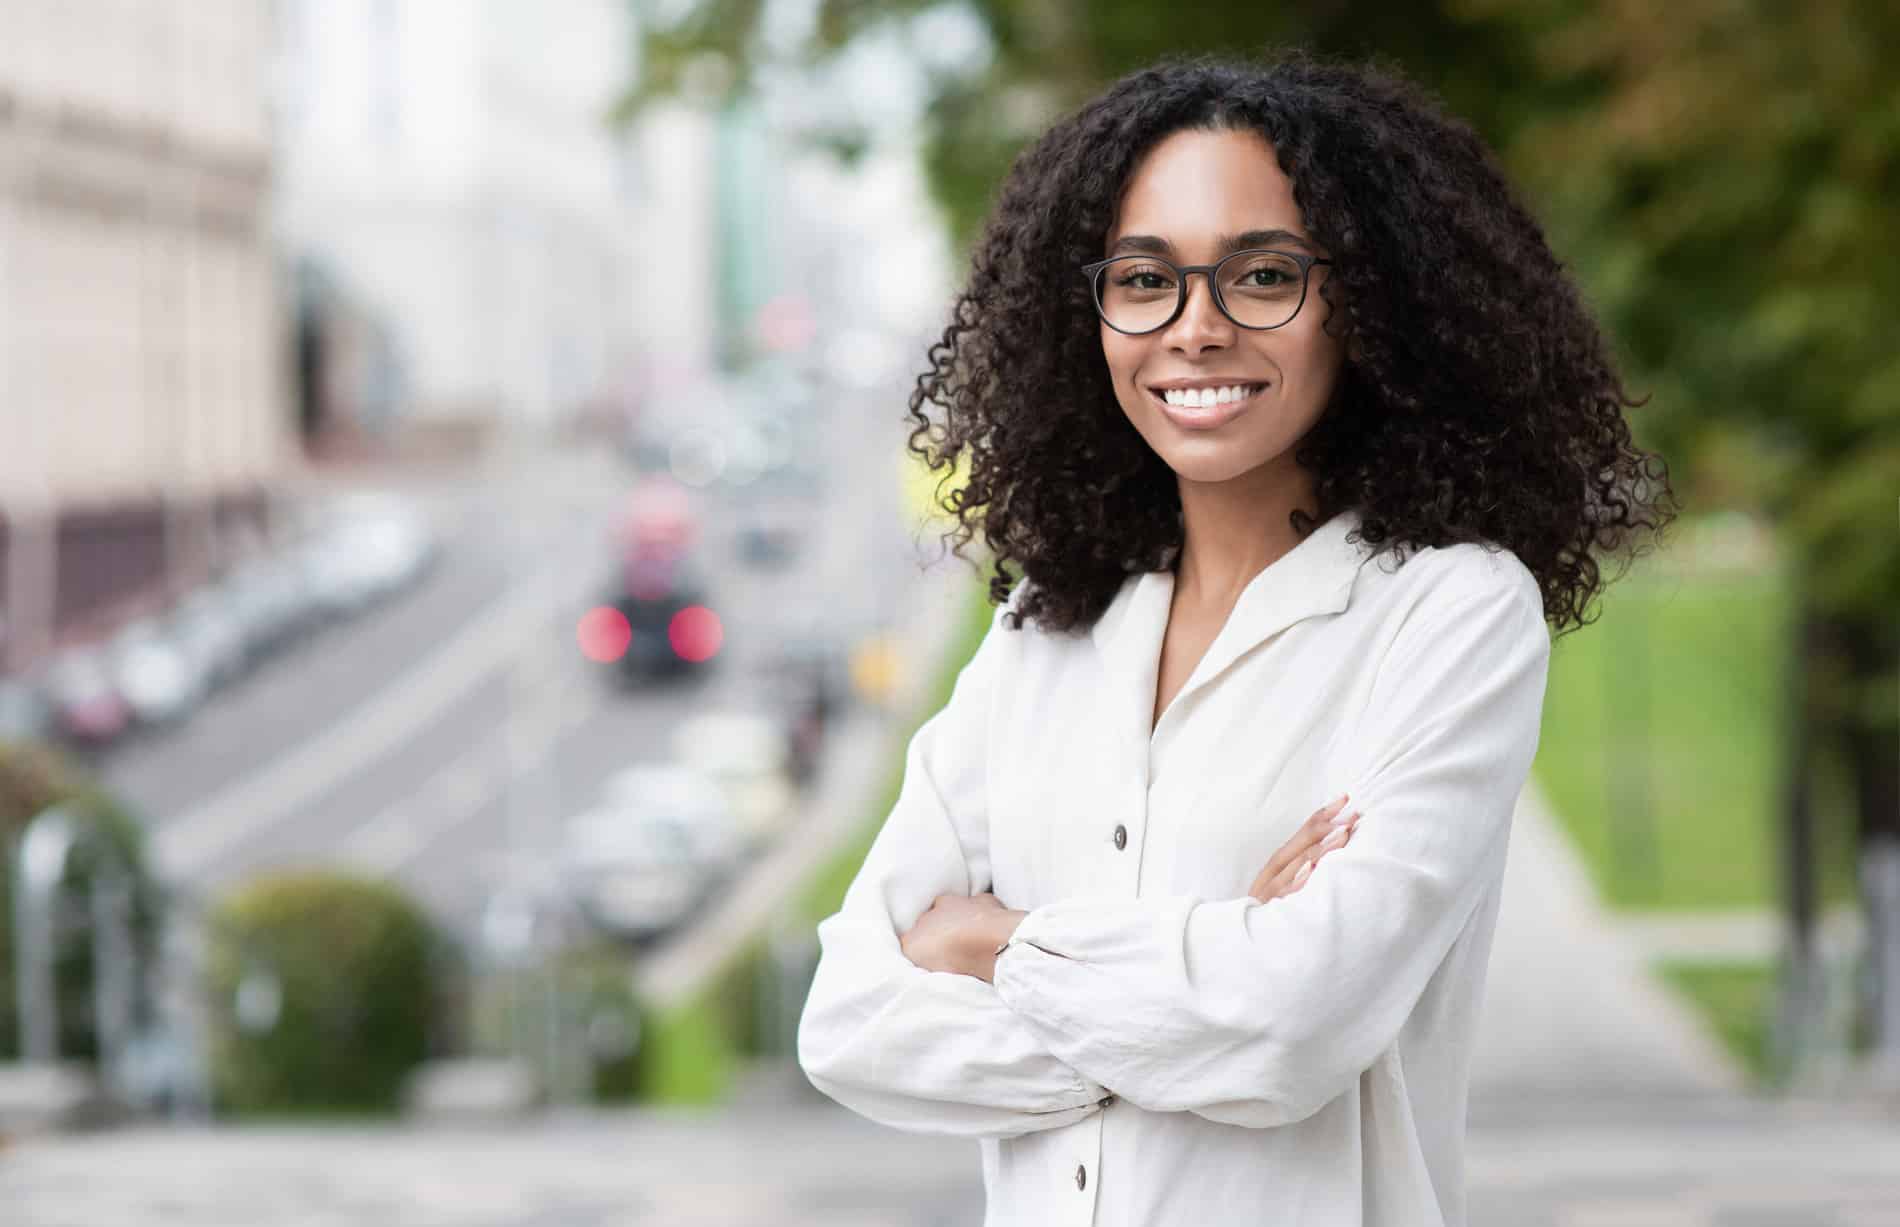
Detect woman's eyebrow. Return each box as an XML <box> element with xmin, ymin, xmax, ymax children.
<box><xmin>1108</xmin><ymin>228</ymin><xmax>1315</xmax><ymax>256</ymax></box>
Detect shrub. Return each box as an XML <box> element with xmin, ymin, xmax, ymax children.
<box><xmin>205</xmin><ymin>870</ymin><xmax>442</xmax><ymax>1115</ymax></box>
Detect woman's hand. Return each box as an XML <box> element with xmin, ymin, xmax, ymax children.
<box><xmin>1248</xmin><ymin>793</ymin><xmax>1362</xmax><ymax>903</ymax></box>
<box><xmin>900</xmin><ymin>892</ymin><xmax>1025</xmax><ymax>981</ymax></box>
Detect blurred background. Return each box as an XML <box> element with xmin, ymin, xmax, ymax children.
<box><xmin>0</xmin><ymin>2</ymin><xmax>1894</xmax><ymax>1224</ymax></box>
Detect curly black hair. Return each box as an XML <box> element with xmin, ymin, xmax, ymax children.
<box><xmin>906</xmin><ymin>49</ymin><xmax>1677</xmax><ymax>637</ymax></box>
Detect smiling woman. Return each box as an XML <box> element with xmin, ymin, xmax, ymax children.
<box><xmin>802</xmin><ymin>49</ymin><xmax>1677</xmax><ymax>1227</ymax></box>
<box><xmin>905</xmin><ymin>51</ymin><xmax>1675</xmax><ymax>638</ymax></box>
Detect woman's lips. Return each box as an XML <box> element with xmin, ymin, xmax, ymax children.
<box><xmin>1148</xmin><ymin>384</ymin><xmax>1265</xmax><ymax>430</ymax></box>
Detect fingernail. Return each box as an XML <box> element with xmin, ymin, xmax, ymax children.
<box><xmin>1330</xmin><ymin>792</ymin><xmax>1350</xmax><ymax>810</ymax></box>
<box><xmin>1294</xmin><ymin>861</ymin><xmax>1313</xmax><ymax>884</ymax></box>
<box><xmin>1320</xmin><ymin>826</ymin><xmax>1347</xmax><ymax>850</ymax></box>
<box><xmin>1330</xmin><ymin>806</ymin><xmax>1358</xmax><ymax>827</ymax></box>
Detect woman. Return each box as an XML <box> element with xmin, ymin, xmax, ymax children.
<box><xmin>798</xmin><ymin>50</ymin><xmax>1674</xmax><ymax>1227</ymax></box>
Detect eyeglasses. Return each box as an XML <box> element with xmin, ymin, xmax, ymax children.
<box><xmin>1080</xmin><ymin>249</ymin><xmax>1334</xmax><ymax>335</ymax></box>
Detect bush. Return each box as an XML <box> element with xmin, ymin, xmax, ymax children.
<box><xmin>205</xmin><ymin>870</ymin><xmax>442</xmax><ymax>1116</ymax></box>
<box><xmin>0</xmin><ymin>739</ymin><xmax>161</xmax><ymax>1063</ymax></box>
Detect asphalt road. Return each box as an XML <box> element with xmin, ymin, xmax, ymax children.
<box><xmin>99</xmin><ymin>388</ymin><xmax>928</xmax><ymax>943</ymax></box>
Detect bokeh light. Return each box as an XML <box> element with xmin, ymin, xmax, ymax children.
<box><xmin>668</xmin><ymin>605</ymin><xmax>723</xmax><ymax>663</ymax></box>
<box><xmin>577</xmin><ymin>606</ymin><xmax>633</xmax><ymax>663</ymax></box>
<box><xmin>668</xmin><ymin>428</ymin><xmax>727</xmax><ymax>487</ymax></box>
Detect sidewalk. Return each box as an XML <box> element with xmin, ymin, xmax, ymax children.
<box><xmin>1471</xmin><ymin>775</ymin><xmax>1745</xmax><ymax>1102</ymax></box>
<box><xmin>2</xmin><ymin>1094</ymin><xmax>1895</xmax><ymax>1226</ymax></box>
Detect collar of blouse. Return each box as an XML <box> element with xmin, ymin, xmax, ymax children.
<box><xmin>1090</xmin><ymin>505</ymin><xmax>1375</xmax><ymax>738</ymax></box>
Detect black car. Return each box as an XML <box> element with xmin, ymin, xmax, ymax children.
<box><xmin>607</xmin><ymin>553</ymin><xmax>720</xmax><ymax>683</ymax></box>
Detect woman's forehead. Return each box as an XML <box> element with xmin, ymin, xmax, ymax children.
<box><xmin>1109</xmin><ymin>128</ymin><xmax>1310</xmax><ymax>253</ymax></box>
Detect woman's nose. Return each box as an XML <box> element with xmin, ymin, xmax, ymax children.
<box><xmin>1165</xmin><ymin>272</ymin><xmax>1234</xmax><ymax>354</ymax></box>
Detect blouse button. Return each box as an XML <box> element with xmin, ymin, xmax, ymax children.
<box><xmin>1075</xmin><ymin>1163</ymin><xmax>1087</xmax><ymax>1191</ymax></box>
<box><xmin>1112</xmin><ymin>824</ymin><xmax>1127</xmax><ymax>851</ymax></box>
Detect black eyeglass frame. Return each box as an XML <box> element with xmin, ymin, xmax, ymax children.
<box><xmin>1079</xmin><ymin>249</ymin><xmax>1336</xmax><ymax>336</ymax></box>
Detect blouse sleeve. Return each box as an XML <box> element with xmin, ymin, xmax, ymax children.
<box><xmin>989</xmin><ymin>569</ymin><xmax>1551</xmax><ymax>1128</ymax></box>
<box><xmin>797</xmin><ymin>599</ymin><xmax>1112</xmax><ymax>1138</ymax></box>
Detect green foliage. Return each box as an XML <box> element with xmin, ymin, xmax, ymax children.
<box><xmin>1654</xmin><ymin>959</ymin><xmax>1776</xmax><ymax>1086</ymax></box>
<box><xmin>1532</xmin><ymin>543</ymin><xmax>1822</xmax><ymax>910</ymax></box>
<box><xmin>626</xmin><ymin>3</ymin><xmax>1540</xmax><ymax>247</ymax></box>
<box><xmin>205</xmin><ymin>871</ymin><xmax>443</xmax><ymax>1116</ymax></box>
<box><xmin>0</xmin><ymin>739</ymin><xmax>160</xmax><ymax>1062</ymax></box>
<box><xmin>1469</xmin><ymin>0</ymin><xmax>1899</xmax><ymax>727</ymax></box>
<box><xmin>638</xmin><ymin>990</ymin><xmax>738</xmax><ymax>1104</ymax></box>
<box><xmin>631</xmin><ymin>931</ymin><xmax>770</xmax><ymax>1105</ymax></box>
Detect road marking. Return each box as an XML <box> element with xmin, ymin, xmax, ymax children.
<box><xmin>339</xmin><ymin>677</ymin><xmax>601</xmax><ymax>877</ymax></box>
<box><xmin>154</xmin><ymin>557</ymin><xmax>580</xmax><ymax>879</ymax></box>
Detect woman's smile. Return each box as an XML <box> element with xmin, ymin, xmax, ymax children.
<box><xmin>1146</xmin><ymin>380</ymin><xmax>1270</xmax><ymax>430</ymax></box>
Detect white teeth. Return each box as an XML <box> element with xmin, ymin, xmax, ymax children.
<box><xmin>1162</xmin><ymin>384</ymin><xmax>1258</xmax><ymax>408</ymax></box>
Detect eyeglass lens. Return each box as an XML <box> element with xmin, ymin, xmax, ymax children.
<box><xmin>1092</xmin><ymin>251</ymin><xmax>1309</xmax><ymax>333</ymax></box>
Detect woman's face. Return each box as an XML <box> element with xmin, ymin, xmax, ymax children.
<box><xmin>1099</xmin><ymin>127</ymin><xmax>1344</xmax><ymax>491</ymax></box>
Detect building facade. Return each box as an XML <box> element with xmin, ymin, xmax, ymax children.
<box><xmin>274</xmin><ymin>0</ymin><xmax>651</xmax><ymax>443</ymax></box>
<box><xmin>0</xmin><ymin>0</ymin><xmax>288</xmax><ymax>668</ymax></box>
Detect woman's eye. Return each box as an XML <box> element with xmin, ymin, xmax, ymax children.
<box><xmin>1228</xmin><ymin>253</ymin><xmax>1301</xmax><ymax>292</ymax></box>
<box><xmin>1114</xmin><ymin>270</ymin><xmax>1171</xmax><ymax>290</ymax></box>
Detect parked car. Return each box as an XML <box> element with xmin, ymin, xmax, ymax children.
<box><xmin>561</xmin><ymin>765</ymin><xmax>745</xmax><ymax>942</ymax></box>
<box><xmin>299</xmin><ymin>492</ymin><xmax>439</xmax><ymax>616</ymax></box>
<box><xmin>597</xmin><ymin>763</ymin><xmax>748</xmax><ymax>868</ymax></box>
<box><xmin>166</xmin><ymin>589</ymin><xmax>247</xmax><ymax>691</ymax></box>
<box><xmin>668</xmin><ymin>712</ymin><xmax>798</xmax><ymax>845</ymax></box>
<box><xmin>559</xmin><ymin>805</ymin><xmax>707</xmax><ymax>943</ymax></box>
<box><xmin>43</xmin><ymin>649</ymin><xmax>133</xmax><ymax>748</ymax></box>
<box><xmin>108</xmin><ymin>618</ymin><xmax>207</xmax><ymax>728</ymax></box>
<box><xmin>220</xmin><ymin>555</ymin><xmax>317</xmax><ymax>659</ymax></box>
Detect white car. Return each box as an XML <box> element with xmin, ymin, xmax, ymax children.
<box><xmin>558</xmin><ymin>809</ymin><xmax>707</xmax><ymax>941</ymax></box>
<box><xmin>167</xmin><ymin>590</ymin><xmax>247</xmax><ymax>690</ymax></box>
<box><xmin>668</xmin><ymin>713</ymin><xmax>797</xmax><ymax>846</ymax></box>
<box><xmin>563</xmin><ymin>764</ymin><xmax>747</xmax><ymax>941</ymax></box>
<box><xmin>109</xmin><ymin>620</ymin><xmax>207</xmax><ymax>727</ymax></box>
<box><xmin>301</xmin><ymin>494</ymin><xmax>438</xmax><ymax>615</ymax></box>
<box><xmin>597</xmin><ymin>763</ymin><xmax>748</xmax><ymax>867</ymax></box>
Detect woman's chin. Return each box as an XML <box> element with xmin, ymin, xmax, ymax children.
<box><xmin>1153</xmin><ymin>446</ymin><xmax>1272</xmax><ymax>487</ymax></box>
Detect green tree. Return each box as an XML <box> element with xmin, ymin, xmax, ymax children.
<box><xmin>1462</xmin><ymin>0</ymin><xmax>1899</xmax><ymax>1080</ymax></box>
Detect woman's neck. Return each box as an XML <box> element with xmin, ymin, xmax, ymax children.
<box><xmin>1172</xmin><ymin>467</ymin><xmax>1320</xmax><ymax>612</ymax></box>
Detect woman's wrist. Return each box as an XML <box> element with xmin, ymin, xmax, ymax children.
<box><xmin>973</xmin><ymin>908</ymin><xmax>1028</xmax><ymax>981</ymax></box>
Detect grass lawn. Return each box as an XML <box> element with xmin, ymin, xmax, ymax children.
<box><xmin>1530</xmin><ymin>544</ymin><xmax>1861</xmax><ymax>913</ymax></box>
<box><xmin>1654</xmin><ymin>959</ymin><xmax>1776</xmax><ymax>1084</ymax></box>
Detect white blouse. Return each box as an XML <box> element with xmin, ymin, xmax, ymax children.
<box><xmin>798</xmin><ymin>506</ymin><xmax>1552</xmax><ymax>1227</ymax></box>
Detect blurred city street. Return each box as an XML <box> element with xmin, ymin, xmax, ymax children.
<box><xmin>92</xmin><ymin>424</ymin><xmax>918</xmax><ymax>941</ymax></box>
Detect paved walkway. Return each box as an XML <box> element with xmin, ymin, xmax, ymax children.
<box><xmin>3</xmin><ymin>1093</ymin><xmax>1897</xmax><ymax>1226</ymax></box>
<box><xmin>1471</xmin><ymin>776</ymin><xmax>1745</xmax><ymax>1098</ymax></box>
